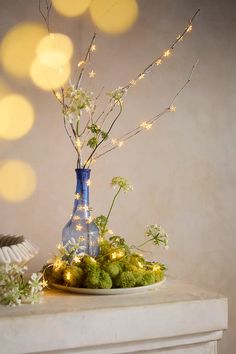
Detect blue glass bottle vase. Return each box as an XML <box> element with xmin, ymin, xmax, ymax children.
<box><xmin>62</xmin><ymin>168</ymin><xmax>100</xmax><ymax>257</ymax></box>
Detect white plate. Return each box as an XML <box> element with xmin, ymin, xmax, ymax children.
<box><xmin>52</xmin><ymin>278</ymin><xmax>166</xmax><ymax>295</ymax></box>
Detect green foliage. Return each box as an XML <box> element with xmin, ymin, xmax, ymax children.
<box><xmin>145</xmin><ymin>225</ymin><xmax>168</xmax><ymax>247</ymax></box>
<box><xmin>94</xmin><ymin>215</ymin><xmax>108</xmax><ymax>236</ymax></box>
<box><xmin>111</xmin><ymin>176</ymin><xmax>133</xmax><ymax>192</ymax></box>
<box><xmin>0</xmin><ymin>265</ymin><xmax>43</xmax><ymax>306</ymax></box>
<box><xmin>98</xmin><ymin>270</ymin><xmax>112</xmax><ymax>289</ymax></box>
<box><xmin>87</xmin><ymin>124</ymin><xmax>108</xmax><ymax>150</ymax></box>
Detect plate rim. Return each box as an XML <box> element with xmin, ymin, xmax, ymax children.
<box><xmin>52</xmin><ymin>277</ymin><xmax>166</xmax><ymax>295</ymax></box>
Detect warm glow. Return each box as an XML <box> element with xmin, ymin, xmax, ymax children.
<box><xmin>37</xmin><ymin>33</ymin><xmax>73</xmax><ymax>68</ymax></box>
<box><xmin>89</xmin><ymin>70</ymin><xmax>96</xmax><ymax>78</ymax></box>
<box><xmin>0</xmin><ymin>94</ymin><xmax>34</xmax><ymax>140</ymax></box>
<box><xmin>52</xmin><ymin>0</ymin><xmax>91</xmax><ymax>17</ymax></box>
<box><xmin>30</xmin><ymin>58</ymin><xmax>71</xmax><ymax>90</ymax></box>
<box><xmin>0</xmin><ymin>160</ymin><xmax>36</xmax><ymax>202</ymax></box>
<box><xmin>0</xmin><ymin>22</ymin><xmax>47</xmax><ymax>78</ymax></box>
<box><xmin>76</xmin><ymin>224</ymin><xmax>83</xmax><ymax>231</ymax></box>
<box><xmin>89</xmin><ymin>0</ymin><xmax>139</xmax><ymax>34</ymax></box>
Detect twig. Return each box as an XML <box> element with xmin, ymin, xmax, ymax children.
<box><xmin>38</xmin><ymin>0</ymin><xmax>52</xmax><ymax>32</ymax></box>
<box><xmin>121</xmin><ymin>9</ymin><xmax>200</xmax><ymax>91</ymax></box>
<box><xmin>75</xmin><ymin>33</ymin><xmax>97</xmax><ymax>89</ymax></box>
<box><xmin>83</xmin><ymin>102</ymin><xmax>123</xmax><ymax>168</ymax></box>
<box><xmin>95</xmin><ymin>60</ymin><xmax>199</xmax><ymax>160</ymax></box>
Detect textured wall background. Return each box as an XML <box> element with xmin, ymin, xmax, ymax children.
<box><xmin>0</xmin><ymin>0</ymin><xmax>235</xmax><ymax>353</ymax></box>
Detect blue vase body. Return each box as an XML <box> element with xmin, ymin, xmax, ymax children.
<box><xmin>62</xmin><ymin>169</ymin><xmax>100</xmax><ymax>257</ymax></box>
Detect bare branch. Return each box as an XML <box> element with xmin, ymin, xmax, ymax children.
<box><xmin>95</xmin><ymin>60</ymin><xmax>199</xmax><ymax>160</ymax></box>
<box><xmin>75</xmin><ymin>33</ymin><xmax>97</xmax><ymax>89</ymax></box>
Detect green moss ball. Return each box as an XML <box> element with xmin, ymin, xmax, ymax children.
<box><xmin>99</xmin><ymin>270</ymin><xmax>112</xmax><ymax>289</ymax></box>
<box><xmin>140</xmin><ymin>271</ymin><xmax>156</xmax><ymax>286</ymax></box>
<box><xmin>83</xmin><ymin>268</ymin><xmax>100</xmax><ymax>288</ymax></box>
<box><xmin>103</xmin><ymin>262</ymin><xmax>120</xmax><ymax>279</ymax></box>
<box><xmin>116</xmin><ymin>271</ymin><xmax>136</xmax><ymax>288</ymax></box>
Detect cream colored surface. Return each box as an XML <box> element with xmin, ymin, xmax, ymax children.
<box><xmin>0</xmin><ymin>0</ymin><xmax>235</xmax><ymax>353</ymax></box>
<box><xmin>0</xmin><ymin>278</ymin><xmax>228</xmax><ymax>354</ymax></box>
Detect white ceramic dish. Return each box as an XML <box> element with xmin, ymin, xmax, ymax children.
<box><xmin>53</xmin><ymin>278</ymin><xmax>166</xmax><ymax>295</ymax></box>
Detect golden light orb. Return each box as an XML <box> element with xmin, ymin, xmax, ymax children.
<box><xmin>37</xmin><ymin>33</ymin><xmax>73</xmax><ymax>68</ymax></box>
<box><xmin>30</xmin><ymin>58</ymin><xmax>71</xmax><ymax>91</ymax></box>
<box><xmin>52</xmin><ymin>0</ymin><xmax>91</xmax><ymax>17</ymax></box>
<box><xmin>0</xmin><ymin>22</ymin><xmax>47</xmax><ymax>78</ymax></box>
<box><xmin>89</xmin><ymin>0</ymin><xmax>139</xmax><ymax>35</ymax></box>
<box><xmin>0</xmin><ymin>94</ymin><xmax>34</xmax><ymax>140</ymax></box>
<box><xmin>0</xmin><ymin>160</ymin><xmax>36</xmax><ymax>202</ymax></box>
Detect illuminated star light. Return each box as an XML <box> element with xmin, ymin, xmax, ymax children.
<box><xmin>169</xmin><ymin>104</ymin><xmax>177</xmax><ymax>112</ymax></box>
<box><xmin>156</xmin><ymin>59</ymin><xmax>162</xmax><ymax>66</ymax></box>
<box><xmin>76</xmin><ymin>224</ymin><xmax>83</xmax><ymax>231</ymax></box>
<box><xmin>138</xmin><ymin>73</ymin><xmax>145</xmax><ymax>80</ymax></box>
<box><xmin>86</xmin><ymin>179</ymin><xmax>91</xmax><ymax>186</ymax></box>
<box><xmin>73</xmin><ymin>215</ymin><xmax>80</xmax><ymax>221</ymax></box>
<box><xmin>91</xmin><ymin>44</ymin><xmax>96</xmax><ymax>52</ymax></box>
<box><xmin>187</xmin><ymin>24</ymin><xmax>193</xmax><ymax>32</ymax></box>
<box><xmin>163</xmin><ymin>49</ymin><xmax>171</xmax><ymax>57</ymax></box>
<box><xmin>78</xmin><ymin>60</ymin><xmax>85</xmax><ymax>67</ymax></box>
<box><xmin>75</xmin><ymin>193</ymin><xmax>80</xmax><ymax>200</ymax></box>
<box><xmin>89</xmin><ymin>70</ymin><xmax>96</xmax><ymax>78</ymax></box>
<box><xmin>140</xmin><ymin>121</ymin><xmax>152</xmax><ymax>130</ymax></box>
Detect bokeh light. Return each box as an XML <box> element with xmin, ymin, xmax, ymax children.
<box><xmin>0</xmin><ymin>160</ymin><xmax>36</xmax><ymax>202</ymax></box>
<box><xmin>52</xmin><ymin>0</ymin><xmax>91</xmax><ymax>17</ymax></box>
<box><xmin>0</xmin><ymin>94</ymin><xmax>34</xmax><ymax>140</ymax></box>
<box><xmin>30</xmin><ymin>58</ymin><xmax>71</xmax><ymax>91</ymax></box>
<box><xmin>89</xmin><ymin>0</ymin><xmax>138</xmax><ymax>34</ymax></box>
<box><xmin>37</xmin><ymin>33</ymin><xmax>73</xmax><ymax>68</ymax></box>
<box><xmin>0</xmin><ymin>22</ymin><xmax>47</xmax><ymax>78</ymax></box>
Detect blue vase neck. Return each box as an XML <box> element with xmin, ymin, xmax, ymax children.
<box><xmin>73</xmin><ymin>168</ymin><xmax>91</xmax><ymax>215</ymax></box>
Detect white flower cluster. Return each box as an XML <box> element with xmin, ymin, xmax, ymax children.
<box><xmin>0</xmin><ymin>264</ymin><xmax>43</xmax><ymax>306</ymax></box>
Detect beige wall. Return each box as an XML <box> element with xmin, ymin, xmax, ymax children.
<box><xmin>0</xmin><ymin>0</ymin><xmax>235</xmax><ymax>353</ymax></box>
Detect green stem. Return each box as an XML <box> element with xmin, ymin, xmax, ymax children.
<box><xmin>137</xmin><ymin>238</ymin><xmax>153</xmax><ymax>248</ymax></box>
<box><xmin>101</xmin><ymin>186</ymin><xmax>122</xmax><ymax>236</ymax></box>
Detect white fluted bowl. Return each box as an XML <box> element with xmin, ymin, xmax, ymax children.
<box><xmin>0</xmin><ymin>235</ymin><xmax>39</xmax><ymax>266</ymax></box>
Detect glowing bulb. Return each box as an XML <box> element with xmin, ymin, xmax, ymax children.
<box><xmin>75</xmin><ymin>193</ymin><xmax>81</xmax><ymax>200</ymax></box>
<box><xmin>153</xmin><ymin>265</ymin><xmax>161</xmax><ymax>271</ymax></box>
<box><xmin>156</xmin><ymin>59</ymin><xmax>162</xmax><ymax>66</ymax></box>
<box><xmin>187</xmin><ymin>24</ymin><xmax>193</xmax><ymax>32</ymax></box>
<box><xmin>90</xmin><ymin>257</ymin><xmax>96</xmax><ymax>263</ymax></box>
<box><xmin>140</xmin><ymin>121</ymin><xmax>152</xmax><ymax>130</ymax></box>
<box><xmin>118</xmin><ymin>141</ymin><xmax>124</xmax><ymax>147</ymax></box>
<box><xmin>111</xmin><ymin>252</ymin><xmax>117</xmax><ymax>260</ymax></box>
<box><xmin>76</xmin><ymin>138</ymin><xmax>82</xmax><ymax>150</ymax></box>
<box><xmin>137</xmin><ymin>261</ymin><xmax>144</xmax><ymax>268</ymax></box>
<box><xmin>89</xmin><ymin>70</ymin><xmax>96</xmax><ymax>78</ymax></box>
<box><xmin>108</xmin><ymin>229</ymin><xmax>114</xmax><ymax>235</ymax></box>
<box><xmin>66</xmin><ymin>272</ymin><xmax>71</xmax><ymax>280</ymax></box>
<box><xmin>163</xmin><ymin>49</ymin><xmax>171</xmax><ymax>57</ymax></box>
<box><xmin>86</xmin><ymin>216</ymin><xmax>93</xmax><ymax>224</ymax></box>
<box><xmin>169</xmin><ymin>104</ymin><xmax>176</xmax><ymax>112</ymax></box>
<box><xmin>112</xmin><ymin>138</ymin><xmax>118</xmax><ymax>145</ymax></box>
<box><xmin>91</xmin><ymin>44</ymin><xmax>96</xmax><ymax>52</ymax></box>
<box><xmin>138</xmin><ymin>73</ymin><xmax>145</xmax><ymax>80</ymax></box>
<box><xmin>76</xmin><ymin>224</ymin><xmax>83</xmax><ymax>231</ymax></box>
<box><xmin>55</xmin><ymin>92</ymin><xmax>62</xmax><ymax>100</ymax></box>
<box><xmin>42</xmin><ymin>279</ymin><xmax>48</xmax><ymax>288</ymax></box>
<box><xmin>73</xmin><ymin>256</ymin><xmax>81</xmax><ymax>263</ymax></box>
<box><xmin>130</xmin><ymin>79</ymin><xmax>136</xmax><ymax>86</ymax></box>
<box><xmin>78</xmin><ymin>60</ymin><xmax>85</xmax><ymax>67</ymax></box>
<box><xmin>73</xmin><ymin>215</ymin><xmax>80</xmax><ymax>221</ymax></box>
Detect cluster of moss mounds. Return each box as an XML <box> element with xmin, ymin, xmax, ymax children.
<box><xmin>44</xmin><ymin>237</ymin><xmax>165</xmax><ymax>289</ymax></box>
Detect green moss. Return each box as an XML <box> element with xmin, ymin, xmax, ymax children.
<box><xmin>116</xmin><ymin>271</ymin><xmax>136</xmax><ymax>288</ymax></box>
<box><xmin>139</xmin><ymin>271</ymin><xmax>156</xmax><ymax>286</ymax></box>
<box><xmin>83</xmin><ymin>268</ymin><xmax>100</xmax><ymax>288</ymax></box>
<box><xmin>103</xmin><ymin>262</ymin><xmax>121</xmax><ymax>279</ymax></box>
<box><xmin>99</xmin><ymin>270</ymin><xmax>112</xmax><ymax>289</ymax></box>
